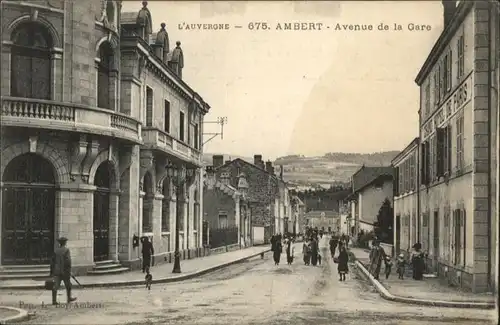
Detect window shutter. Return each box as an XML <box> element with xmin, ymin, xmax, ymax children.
<box><xmin>394</xmin><ymin>166</ymin><xmax>400</xmax><ymax>196</ymax></box>
<box><xmin>420</xmin><ymin>142</ymin><xmax>427</xmax><ymax>185</ymax></box>
<box><xmin>446</xmin><ymin>125</ymin><xmax>453</xmax><ymax>175</ymax></box>
<box><xmin>436</xmin><ymin>128</ymin><xmax>444</xmax><ymax>177</ymax></box>
<box><xmin>461</xmin><ymin>209</ymin><xmax>466</xmax><ymax>265</ymax></box>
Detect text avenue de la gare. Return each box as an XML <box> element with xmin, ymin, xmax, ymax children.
<box><xmin>177</xmin><ymin>22</ymin><xmax>432</xmax><ymax>32</ymax></box>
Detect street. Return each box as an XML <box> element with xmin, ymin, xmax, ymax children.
<box><xmin>0</xmin><ymin>239</ymin><xmax>496</xmax><ymax>325</ymax></box>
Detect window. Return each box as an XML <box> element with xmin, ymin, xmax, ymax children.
<box><xmin>395</xmin><ymin>166</ymin><xmax>401</xmax><ymax>196</ymax></box>
<box><xmin>161</xmin><ymin>180</ymin><xmax>170</xmax><ymax>232</ymax></box>
<box><xmin>11</xmin><ymin>23</ymin><xmax>53</xmax><ymax>100</ymax></box>
<box><xmin>424</xmin><ymin>84</ymin><xmax>430</xmax><ymax>116</ymax></box>
<box><xmin>420</xmin><ymin>142</ymin><xmax>428</xmax><ymax>185</ymax></box>
<box><xmin>146</xmin><ymin>87</ymin><xmax>153</xmax><ymax>127</ymax></box>
<box><xmin>443</xmin><ymin>50</ymin><xmax>452</xmax><ymax>92</ymax></box>
<box><xmin>433</xmin><ymin>72</ymin><xmax>439</xmax><ymax>107</ymax></box>
<box><xmin>218</xmin><ymin>213</ymin><xmax>228</xmax><ymax>228</ymax></box>
<box><xmin>194</xmin><ymin>123</ymin><xmax>199</xmax><ymax>150</ymax></box>
<box><xmin>456</xmin><ymin>113</ymin><xmax>464</xmax><ymax>171</ymax></box>
<box><xmin>409</xmin><ymin>153</ymin><xmax>415</xmax><ymax>190</ymax></box>
<box><xmin>444</xmin><ymin>207</ymin><xmax>450</xmax><ymax>261</ymax></box>
<box><xmin>437</xmin><ymin>125</ymin><xmax>453</xmax><ymax>177</ymax></box>
<box><xmin>428</xmin><ymin>135</ymin><xmax>436</xmax><ymax>182</ymax></box>
<box><xmin>179</xmin><ymin>111</ymin><xmax>185</xmax><ymax>141</ymax></box>
<box><xmin>457</xmin><ymin>35</ymin><xmax>465</xmax><ymax>79</ymax></box>
<box><xmin>404</xmin><ymin>160</ymin><xmax>410</xmax><ymax>193</ymax></box>
<box><xmin>164</xmin><ymin>100</ymin><xmax>171</xmax><ymax>133</ymax></box>
<box><xmin>453</xmin><ymin>209</ymin><xmax>466</xmax><ymax>266</ymax></box>
<box><xmin>97</xmin><ymin>43</ymin><xmax>113</xmax><ymax>109</ymax></box>
<box><xmin>439</xmin><ymin>62</ymin><xmax>445</xmax><ymax>102</ymax></box>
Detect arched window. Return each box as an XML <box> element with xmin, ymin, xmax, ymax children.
<box><xmin>10</xmin><ymin>22</ymin><xmax>52</xmax><ymax>99</ymax></box>
<box><xmin>97</xmin><ymin>43</ymin><xmax>113</xmax><ymax>109</ymax></box>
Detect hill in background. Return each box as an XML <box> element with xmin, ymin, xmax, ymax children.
<box><xmin>203</xmin><ymin>151</ymin><xmax>399</xmax><ymax>186</ymax></box>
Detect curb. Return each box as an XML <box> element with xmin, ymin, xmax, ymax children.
<box><xmin>353</xmin><ymin>260</ymin><xmax>496</xmax><ymax>310</ymax></box>
<box><xmin>0</xmin><ymin>306</ymin><xmax>29</xmax><ymax>324</ymax></box>
<box><xmin>0</xmin><ymin>249</ymin><xmax>271</xmax><ymax>291</ymax></box>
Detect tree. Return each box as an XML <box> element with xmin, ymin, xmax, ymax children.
<box><xmin>374</xmin><ymin>198</ymin><xmax>393</xmax><ymax>244</ymax></box>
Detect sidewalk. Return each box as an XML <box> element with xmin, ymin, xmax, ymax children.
<box><xmin>0</xmin><ymin>246</ymin><xmax>271</xmax><ymax>291</ymax></box>
<box><xmin>350</xmin><ymin>247</ymin><xmax>496</xmax><ymax>309</ymax></box>
<box><xmin>0</xmin><ymin>305</ymin><xmax>29</xmax><ymax>324</ymax></box>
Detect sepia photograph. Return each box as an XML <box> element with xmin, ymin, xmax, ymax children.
<box><xmin>0</xmin><ymin>0</ymin><xmax>498</xmax><ymax>324</ymax></box>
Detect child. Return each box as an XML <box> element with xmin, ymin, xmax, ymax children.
<box><xmin>145</xmin><ymin>266</ymin><xmax>152</xmax><ymax>290</ymax></box>
<box><xmin>384</xmin><ymin>256</ymin><xmax>393</xmax><ymax>279</ymax></box>
<box><xmin>396</xmin><ymin>253</ymin><xmax>406</xmax><ymax>279</ymax></box>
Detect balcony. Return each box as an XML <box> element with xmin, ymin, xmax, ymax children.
<box><xmin>142</xmin><ymin>127</ymin><xmax>202</xmax><ymax>166</ymax></box>
<box><xmin>1</xmin><ymin>97</ymin><xmax>141</xmax><ymax>144</ymax></box>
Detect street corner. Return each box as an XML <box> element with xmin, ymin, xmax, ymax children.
<box><xmin>0</xmin><ymin>305</ymin><xmax>29</xmax><ymax>324</ymax></box>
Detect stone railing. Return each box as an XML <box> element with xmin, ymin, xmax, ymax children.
<box><xmin>142</xmin><ymin>127</ymin><xmax>203</xmax><ymax>166</ymax></box>
<box><xmin>1</xmin><ymin>96</ymin><xmax>141</xmax><ymax>143</ymax></box>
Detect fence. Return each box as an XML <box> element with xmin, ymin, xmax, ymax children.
<box><xmin>209</xmin><ymin>226</ymin><xmax>238</xmax><ymax>249</ymax></box>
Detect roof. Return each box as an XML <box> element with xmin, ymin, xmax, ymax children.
<box><xmin>391</xmin><ymin>137</ymin><xmax>420</xmax><ymax>166</ymax></box>
<box><xmin>351</xmin><ymin>166</ymin><xmax>394</xmax><ymax>194</ymax></box>
<box><xmin>216</xmin><ymin>158</ymin><xmax>279</xmax><ymax>181</ymax></box>
<box><xmin>414</xmin><ymin>1</ymin><xmax>473</xmax><ymax>85</ymax></box>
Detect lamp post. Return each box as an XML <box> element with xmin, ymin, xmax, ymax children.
<box><xmin>166</xmin><ymin>162</ymin><xmax>196</xmax><ymax>274</ymax></box>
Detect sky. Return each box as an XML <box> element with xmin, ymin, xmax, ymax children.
<box><xmin>122</xmin><ymin>1</ymin><xmax>444</xmax><ymax>160</ymax></box>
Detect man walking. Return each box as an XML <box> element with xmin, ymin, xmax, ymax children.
<box><xmin>329</xmin><ymin>235</ymin><xmax>339</xmax><ymax>258</ymax></box>
<box><xmin>50</xmin><ymin>237</ymin><xmax>77</xmax><ymax>305</ymax></box>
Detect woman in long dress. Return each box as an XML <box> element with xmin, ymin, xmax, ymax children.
<box><xmin>310</xmin><ymin>238</ymin><xmax>318</xmax><ymax>266</ymax></box>
<box><xmin>411</xmin><ymin>243</ymin><xmax>425</xmax><ymax>280</ymax></box>
<box><xmin>303</xmin><ymin>239</ymin><xmax>311</xmax><ymax>265</ymax></box>
<box><xmin>337</xmin><ymin>245</ymin><xmax>349</xmax><ymax>281</ymax></box>
<box><xmin>273</xmin><ymin>239</ymin><xmax>282</xmax><ymax>265</ymax></box>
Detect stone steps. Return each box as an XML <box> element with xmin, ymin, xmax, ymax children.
<box><xmin>87</xmin><ymin>260</ymin><xmax>130</xmax><ymax>275</ymax></box>
<box><xmin>0</xmin><ymin>265</ymin><xmax>51</xmax><ymax>280</ymax></box>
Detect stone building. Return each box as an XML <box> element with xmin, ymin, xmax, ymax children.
<box><xmin>211</xmin><ymin>155</ymin><xmax>285</xmax><ymax>244</ymax></box>
<box><xmin>413</xmin><ymin>0</ymin><xmax>498</xmax><ymax>292</ymax></box>
<box><xmin>0</xmin><ymin>0</ymin><xmax>209</xmax><ymax>277</ymax></box>
<box><xmin>203</xmin><ymin>165</ymin><xmax>252</xmax><ymax>249</ymax></box>
<box><xmin>392</xmin><ymin>138</ymin><xmax>419</xmax><ymax>256</ymax></box>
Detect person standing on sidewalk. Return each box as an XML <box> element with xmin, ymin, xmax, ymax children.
<box><xmin>411</xmin><ymin>243</ymin><xmax>425</xmax><ymax>280</ymax></box>
<box><xmin>50</xmin><ymin>237</ymin><xmax>77</xmax><ymax>305</ymax></box>
<box><xmin>141</xmin><ymin>237</ymin><xmax>155</xmax><ymax>273</ymax></box>
<box><xmin>368</xmin><ymin>240</ymin><xmax>386</xmax><ymax>280</ymax></box>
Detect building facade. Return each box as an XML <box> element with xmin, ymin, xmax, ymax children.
<box><xmin>202</xmin><ymin>169</ymin><xmax>252</xmax><ymax>249</ymax></box>
<box><xmin>210</xmin><ymin>155</ymin><xmax>282</xmax><ymax>244</ymax></box>
<box><xmin>392</xmin><ymin>138</ymin><xmax>419</xmax><ymax>256</ymax></box>
<box><xmin>0</xmin><ymin>0</ymin><xmax>209</xmax><ymax>275</ymax></box>
<box><xmin>347</xmin><ymin>166</ymin><xmax>395</xmax><ymax>238</ymax></box>
<box><xmin>412</xmin><ymin>0</ymin><xmax>498</xmax><ymax>292</ymax></box>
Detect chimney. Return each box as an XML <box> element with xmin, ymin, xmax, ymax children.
<box><xmin>254</xmin><ymin>155</ymin><xmax>262</xmax><ymax>166</ymax></box>
<box><xmin>442</xmin><ymin>0</ymin><xmax>456</xmax><ymax>27</ymax></box>
<box><xmin>213</xmin><ymin>155</ymin><xmax>224</xmax><ymax>168</ymax></box>
<box><xmin>265</xmin><ymin>161</ymin><xmax>273</xmax><ymax>174</ymax></box>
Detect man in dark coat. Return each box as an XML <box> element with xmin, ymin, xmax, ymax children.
<box><xmin>50</xmin><ymin>237</ymin><xmax>77</xmax><ymax>305</ymax></box>
<box><xmin>329</xmin><ymin>235</ymin><xmax>339</xmax><ymax>258</ymax></box>
<box><xmin>310</xmin><ymin>238</ymin><xmax>319</xmax><ymax>266</ymax></box>
<box><xmin>141</xmin><ymin>236</ymin><xmax>155</xmax><ymax>273</ymax></box>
